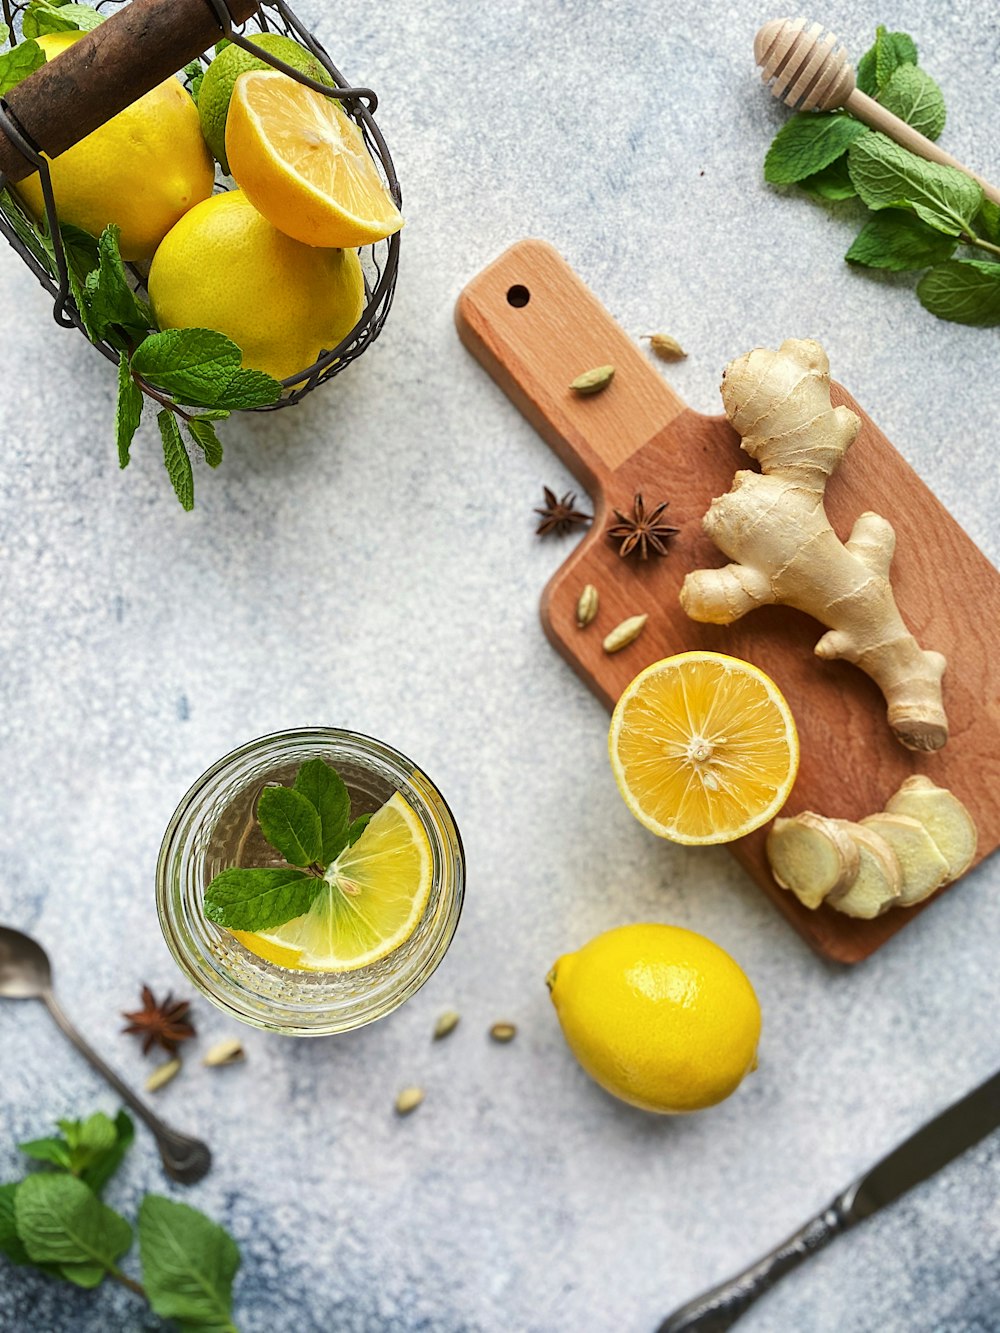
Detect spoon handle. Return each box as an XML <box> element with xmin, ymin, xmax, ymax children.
<box><xmin>42</xmin><ymin>990</ymin><xmax>211</xmax><ymax>1185</ymax></box>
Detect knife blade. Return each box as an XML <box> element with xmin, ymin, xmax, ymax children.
<box><xmin>657</xmin><ymin>1068</ymin><xmax>1000</xmax><ymax>1333</ymax></box>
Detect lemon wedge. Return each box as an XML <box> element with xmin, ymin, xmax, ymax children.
<box><xmin>225</xmin><ymin>69</ymin><xmax>404</xmax><ymax>248</ymax></box>
<box><xmin>232</xmin><ymin>792</ymin><xmax>431</xmax><ymax>971</ymax></box>
<box><xmin>609</xmin><ymin>651</ymin><xmax>799</xmax><ymax>845</ymax></box>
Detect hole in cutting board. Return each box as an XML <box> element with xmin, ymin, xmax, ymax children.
<box><xmin>506</xmin><ymin>284</ymin><xmax>530</xmax><ymax>308</ymax></box>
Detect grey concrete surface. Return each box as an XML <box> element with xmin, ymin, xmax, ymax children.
<box><xmin>1</xmin><ymin>2</ymin><xmax>998</xmax><ymax>1330</ymax></box>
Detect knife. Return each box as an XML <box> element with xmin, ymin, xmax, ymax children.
<box><xmin>657</xmin><ymin>1068</ymin><xmax>1000</xmax><ymax>1332</ymax></box>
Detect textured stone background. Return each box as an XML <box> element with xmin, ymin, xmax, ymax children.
<box><xmin>1</xmin><ymin>2</ymin><xmax>998</xmax><ymax>1330</ymax></box>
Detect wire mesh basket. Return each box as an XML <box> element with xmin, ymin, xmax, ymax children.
<box><xmin>0</xmin><ymin>0</ymin><xmax>400</xmax><ymax>411</ymax></box>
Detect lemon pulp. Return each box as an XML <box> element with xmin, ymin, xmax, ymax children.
<box><xmin>232</xmin><ymin>792</ymin><xmax>432</xmax><ymax>972</ymax></box>
<box><xmin>225</xmin><ymin>69</ymin><xmax>404</xmax><ymax>248</ymax></box>
<box><xmin>609</xmin><ymin>651</ymin><xmax>799</xmax><ymax>845</ymax></box>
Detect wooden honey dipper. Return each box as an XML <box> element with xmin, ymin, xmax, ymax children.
<box><xmin>754</xmin><ymin>17</ymin><xmax>1000</xmax><ymax>206</ymax></box>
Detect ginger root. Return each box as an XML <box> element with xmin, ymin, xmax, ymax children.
<box><xmin>766</xmin><ymin>778</ymin><xmax>976</xmax><ymax>919</ymax></box>
<box><xmin>680</xmin><ymin>338</ymin><xmax>948</xmax><ymax>752</ymax></box>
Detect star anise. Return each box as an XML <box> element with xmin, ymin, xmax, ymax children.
<box><xmin>534</xmin><ymin>486</ymin><xmax>592</xmax><ymax>537</ymax></box>
<box><xmin>122</xmin><ymin>985</ymin><xmax>196</xmax><ymax>1056</ymax></box>
<box><xmin>606</xmin><ymin>493</ymin><xmax>680</xmax><ymax>560</ymax></box>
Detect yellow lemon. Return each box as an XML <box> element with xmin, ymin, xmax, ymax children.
<box><xmin>147</xmin><ymin>190</ymin><xmax>365</xmax><ymax>384</ymax></box>
<box><xmin>548</xmin><ymin>923</ymin><xmax>761</xmax><ymax>1114</ymax></box>
<box><xmin>232</xmin><ymin>793</ymin><xmax>432</xmax><ymax>972</ymax></box>
<box><xmin>198</xmin><ymin>32</ymin><xmax>334</xmax><ymax>174</ymax></box>
<box><xmin>225</xmin><ymin>70</ymin><xmax>404</xmax><ymax>248</ymax></box>
<box><xmin>14</xmin><ymin>32</ymin><xmax>214</xmax><ymax>261</ymax></box>
<box><xmin>609</xmin><ymin>651</ymin><xmax>799</xmax><ymax>845</ymax></box>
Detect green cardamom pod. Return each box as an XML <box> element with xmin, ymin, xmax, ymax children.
<box><xmin>570</xmin><ymin>365</ymin><xmax>615</xmax><ymax>395</ymax></box>
<box><xmin>603</xmin><ymin>614</ymin><xmax>648</xmax><ymax>654</ymax></box>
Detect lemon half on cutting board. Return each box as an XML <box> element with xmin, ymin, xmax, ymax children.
<box><xmin>233</xmin><ymin>792</ymin><xmax>432</xmax><ymax>971</ymax></box>
<box><xmin>609</xmin><ymin>651</ymin><xmax>799</xmax><ymax>845</ymax></box>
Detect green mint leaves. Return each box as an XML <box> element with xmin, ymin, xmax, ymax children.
<box><xmin>22</xmin><ymin>1</ymin><xmax>105</xmax><ymax>38</ymax></box>
<box><xmin>205</xmin><ymin>758</ymin><xmax>365</xmax><ymax>933</ymax></box>
<box><xmin>0</xmin><ymin>38</ymin><xmax>44</xmax><ymax>95</ymax></box>
<box><xmin>139</xmin><ymin>1196</ymin><xmax>240</xmax><ymax>1331</ymax></box>
<box><xmin>131</xmin><ymin>329</ymin><xmax>281</xmax><ymax>410</ymax></box>
<box><xmin>1</xmin><ymin>1107</ymin><xmax>242</xmax><ymax>1327</ymax></box>
<box><xmin>762</xmin><ymin>23</ymin><xmax>1000</xmax><ymax>325</ymax></box>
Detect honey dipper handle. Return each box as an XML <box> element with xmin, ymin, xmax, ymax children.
<box><xmin>846</xmin><ymin>88</ymin><xmax>1000</xmax><ymax>208</ymax></box>
<box><xmin>0</xmin><ymin>0</ymin><xmax>260</xmax><ymax>184</ymax></box>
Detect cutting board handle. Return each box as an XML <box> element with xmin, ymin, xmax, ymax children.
<box><xmin>455</xmin><ymin>240</ymin><xmax>688</xmax><ymax>500</ymax></box>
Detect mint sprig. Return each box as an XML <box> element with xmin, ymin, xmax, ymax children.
<box><xmin>205</xmin><ymin>758</ymin><xmax>366</xmax><ymax>933</ymax></box>
<box><xmin>762</xmin><ymin>23</ymin><xmax>1000</xmax><ymax>326</ymax></box>
<box><xmin>22</xmin><ymin>1</ymin><xmax>105</xmax><ymax>38</ymax></box>
<box><xmin>1</xmin><ymin>1106</ymin><xmax>242</xmax><ymax>1325</ymax></box>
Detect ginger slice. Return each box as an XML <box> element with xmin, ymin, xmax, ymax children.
<box><xmin>826</xmin><ymin>822</ymin><xmax>902</xmax><ymax>920</ymax></box>
<box><xmin>766</xmin><ymin>813</ymin><xmax>859</xmax><ymax>909</ymax></box>
<box><xmin>885</xmin><ymin>776</ymin><xmax>977</xmax><ymax>880</ymax></box>
<box><xmin>861</xmin><ymin>812</ymin><xmax>950</xmax><ymax>906</ymax></box>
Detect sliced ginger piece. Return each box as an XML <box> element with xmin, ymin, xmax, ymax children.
<box><xmin>861</xmin><ymin>812</ymin><xmax>950</xmax><ymax>906</ymax></box>
<box><xmin>826</xmin><ymin>822</ymin><xmax>902</xmax><ymax>920</ymax></box>
<box><xmin>766</xmin><ymin>813</ymin><xmax>860</xmax><ymax>909</ymax></box>
<box><xmin>884</xmin><ymin>776</ymin><xmax>977</xmax><ymax>881</ymax></box>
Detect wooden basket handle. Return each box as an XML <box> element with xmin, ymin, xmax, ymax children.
<box><xmin>0</xmin><ymin>0</ymin><xmax>260</xmax><ymax>183</ymax></box>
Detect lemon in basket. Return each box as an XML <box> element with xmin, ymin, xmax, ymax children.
<box><xmin>609</xmin><ymin>651</ymin><xmax>799</xmax><ymax>845</ymax></box>
<box><xmin>148</xmin><ymin>190</ymin><xmax>365</xmax><ymax>384</ymax></box>
<box><xmin>198</xmin><ymin>33</ymin><xmax>335</xmax><ymax>175</ymax></box>
<box><xmin>14</xmin><ymin>32</ymin><xmax>214</xmax><ymax>262</ymax></box>
<box><xmin>225</xmin><ymin>70</ymin><xmax>404</xmax><ymax>248</ymax></box>
<box><xmin>232</xmin><ymin>792</ymin><xmax>433</xmax><ymax>972</ymax></box>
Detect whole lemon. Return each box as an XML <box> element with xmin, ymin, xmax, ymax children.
<box><xmin>547</xmin><ymin>923</ymin><xmax>761</xmax><ymax>1114</ymax></box>
<box><xmin>198</xmin><ymin>33</ymin><xmax>334</xmax><ymax>173</ymax></box>
<box><xmin>15</xmin><ymin>32</ymin><xmax>214</xmax><ymax>261</ymax></box>
<box><xmin>148</xmin><ymin>190</ymin><xmax>365</xmax><ymax>384</ymax></box>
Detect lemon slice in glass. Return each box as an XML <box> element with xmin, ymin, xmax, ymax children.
<box><xmin>232</xmin><ymin>792</ymin><xmax>432</xmax><ymax>971</ymax></box>
<box><xmin>609</xmin><ymin>651</ymin><xmax>799</xmax><ymax>845</ymax></box>
<box><xmin>225</xmin><ymin>69</ymin><xmax>404</xmax><ymax>249</ymax></box>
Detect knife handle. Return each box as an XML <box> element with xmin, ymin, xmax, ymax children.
<box><xmin>656</xmin><ymin>1201</ymin><xmax>850</xmax><ymax>1333</ymax></box>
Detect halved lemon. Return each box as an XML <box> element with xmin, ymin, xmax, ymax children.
<box><xmin>232</xmin><ymin>792</ymin><xmax>432</xmax><ymax>971</ymax></box>
<box><xmin>225</xmin><ymin>69</ymin><xmax>404</xmax><ymax>248</ymax></box>
<box><xmin>609</xmin><ymin>652</ymin><xmax>799</xmax><ymax>845</ymax></box>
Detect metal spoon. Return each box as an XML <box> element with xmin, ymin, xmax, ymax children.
<box><xmin>0</xmin><ymin>926</ymin><xmax>211</xmax><ymax>1185</ymax></box>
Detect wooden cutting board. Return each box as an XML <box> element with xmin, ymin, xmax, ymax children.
<box><xmin>456</xmin><ymin>239</ymin><xmax>1000</xmax><ymax>963</ymax></box>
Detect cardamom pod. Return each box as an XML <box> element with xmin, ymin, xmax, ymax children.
<box><xmin>603</xmin><ymin>614</ymin><xmax>648</xmax><ymax>654</ymax></box>
<box><xmin>395</xmin><ymin>1086</ymin><xmax>424</xmax><ymax>1116</ymax></box>
<box><xmin>570</xmin><ymin>365</ymin><xmax>615</xmax><ymax>396</ymax></box>
<box><xmin>490</xmin><ymin>1022</ymin><xmax>517</xmax><ymax>1043</ymax></box>
<box><xmin>202</xmin><ymin>1038</ymin><xmax>245</xmax><ymax>1067</ymax></box>
<box><xmin>576</xmin><ymin>584</ymin><xmax>599</xmax><ymax>628</ymax></box>
<box><xmin>145</xmin><ymin>1058</ymin><xmax>182</xmax><ymax>1092</ymax></box>
<box><xmin>433</xmin><ymin>1010</ymin><xmax>460</xmax><ymax>1041</ymax></box>
<box><xmin>644</xmin><ymin>333</ymin><xmax>687</xmax><ymax>361</ymax></box>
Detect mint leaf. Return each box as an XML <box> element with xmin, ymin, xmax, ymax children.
<box><xmin>131</xmin><ymin>328</ymin><xmax>281</xmax><ymax>410</ymax></box>
<box><xmin>116</xmin><ymin>354</ymin><xmax>143</xmax><ymax>469</ymax></box>
<box><xmin>158</xmin><ymin>410</ymin><xmax>194</xmax><ymax>512</ymax></box>
<box><xmin>184</xmin><ymin>59</ymin><xmax>204</xmax><ymax>103</ymax></box>
<box><xmin>23</xmin><ymin>1</ymin><xmax>104</xmax><ymax>36</ymax></box>
<box><xmin>764</xmin><ymin>113</ymin><xmax>866</xmax><ymax>185</ymax></box>
<box><xmin>58</xmin><ymin>1113</ymin><xmax>117</xmax><ymax>1171</ymax></box>
<box><xmin>257</xmin><ymin>786</ymin><xmax>323</xmax><ymax>867</ymax></box>
<box><xmin>880</xmin><ymin>64</ymin><xmax>945</xmax><ymax>141</ymax></box>
<box><xmin>974</xmin><ymin>199</ymin><xmax>1000</xmax><ymax>246</ymax></box>
<box><xmin>293</xmin><ymin>759</ymin><xmax>351</xmax><ymax>865</ymax></box>
<box><xmin>856</xmin><ymin>27</ymin><xmax>918</xmax><ymax>97</ymax></box>
<box><xmin>798</xmin><ymin>156</ymin><xmax>857</xmax><ymax>201</ymax></box>
<box><xmin>85</xmin><ymin>225</ymin><xmax>152</xmax><ymax>341</ymax></box>
<box><xmin>15</xmin><ymin>1174</ymin><xmax>131</xmax><ymax>1287</ymax></box>
<box><xmin>188</xmin><ymin>416</ymin><xmax>224</xmax><ymax>468</ymax></box>
<box><xmin>917</xmin><ymin>259</ymin><xmax>1000</xmax><ymax>326</ymax></box>
<box><xmin>0</xmin><ymin>1183</ymin><xmax>31</xmax><ymax>1265</ymax></box>
<box><xmin>19</xmin><ymin>1136</ymin><xmax>73</xmax><ymax>1169</ymax></box>
<box><xmin>0</xmin><ymin>38</ymin><xmax>45</xmax><ymax>96</ymax></box>
<box><xmin>345</xmin><ymin>814</ymin><xmax>371</xmax><ymax>848</ymax></box>
<box><xmin>204</xmin><ymin>866</ymin><xmax>317</xmax><ymax>932</ymax></box>
<box><xmin>848</xmin><ymin>131</ymin><xmax>983</xmax><ymax>235</ymax></box>
<box><xmin>81</xmin><ymin>1111</ymin><xmax>134</xmax><ymax>1196</ymax></box>
<box><xmin>139</xmin><ymin>1195</ymin><xmax>240</xmax><ymax>1331</ymax></box>
<box><xmin>846</xmin><ymin>210</ymin><xmax>957</xmax><ymax>271</ymax></box>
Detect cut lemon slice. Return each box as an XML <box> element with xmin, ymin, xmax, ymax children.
<box><xmin>232</xmin><ymin>792</ymin><xmax>432</xmax><ymax>972</ymax></box>
<box><xmin>225</xmin><ymin>69</ymin><xmax>404</xmax><ymax>248</ymax></box>
<box><xmin>609</xmin><ymin>652</ymin><xmax>799</xmax><ymax>845</ymax></box>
